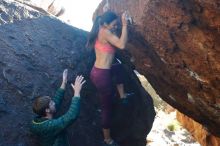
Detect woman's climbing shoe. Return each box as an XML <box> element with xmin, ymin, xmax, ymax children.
<box><xmin>103</xmin><ymin>140</ymin><xmax>120</xmax><ymax>146</ymax></box>
<box><xmin>123</xmin><ymin>92</ymin><xmax>135</xmax><ymax>99</ymax></box>
<box><xmin>120</xmin><ymin>92</ymin><xmax>135</xmax><ymax>105</ymax></box>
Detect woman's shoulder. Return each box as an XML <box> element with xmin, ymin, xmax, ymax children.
<box><xmin>100</xmin><ymin>27</ymin><xmax>111</xmax><ymax>35</ymax></box>
<box><xmin>100</xmin><ymin>28</ymin><xmax>113</xmax><ymax>41</ymax></box>
<box><xmin>98</xmin><ymin>28</ymin><xmax>107</xmax><ymax>40</ymax></box>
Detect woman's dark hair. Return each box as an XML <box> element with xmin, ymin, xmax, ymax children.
<box><xmin>86</xmin><ymin>11</ymin><xmax>118</xmax><ymax>49</ymax></box>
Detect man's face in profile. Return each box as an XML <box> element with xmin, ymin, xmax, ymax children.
<box><xmin>48</xmin><ymin>99</ymin><xmax>56</xmax><ymax>114</ymax></box>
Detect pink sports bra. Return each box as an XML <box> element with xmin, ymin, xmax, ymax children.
<box><xmin>95</xmin><ymin>40</ymin><xmax>115</xmax><ymax>54</ymax></box>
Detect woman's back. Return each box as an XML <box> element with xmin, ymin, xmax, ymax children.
<box><xmin>94</xmin><ymin>28</ymin><xmax>115</xmax><ymax>69</ymax></box>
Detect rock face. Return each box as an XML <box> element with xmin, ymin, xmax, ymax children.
<box><xmin>94</xmin><ymin>0</ymin><xmax>220</xmax><ymax>137</ymax></box>
<box><xmin>0</xmin><ymin>0</ymin><xmax>155</xmax><ymax>146</ymax></box>
<box><xmin>177</xmin><ymin>111</ymin><xmax>220</xmax><ymax>146</ymax></box>
<box><xmin>0</xmin><ymin>0</ymin><xmax>43</xmax><ymax>24</ymax></box>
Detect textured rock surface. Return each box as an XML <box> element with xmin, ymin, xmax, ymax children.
<box><xmin>95</xmin><ymin>0</ymin><xmax>220</xmax><ymax>137</ymax></box>
<box><xmin>0</xmin><ymin>0</ymin><xmax>155</xmax><ymax>146</ymax></box>
<box><xmin>177</xmin><ymin>111</ymin><xmax>220</xmax><ymax>146</ymax></box>
<box><xmin>0</xmin><ymin>0</ymin><xmax>43</xmax><ymax>24</ymax></box>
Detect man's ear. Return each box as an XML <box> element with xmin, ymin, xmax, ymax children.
<box><xmin>45</xmin><ymin>108</ymin><xmax>50</xmax><ymax>114</ymax></box>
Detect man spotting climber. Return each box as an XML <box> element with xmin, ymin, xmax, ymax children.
<box><xmin>30</xmin><ymin>69</ymin><xmax>86</xmax><ymax>146</ymax></box>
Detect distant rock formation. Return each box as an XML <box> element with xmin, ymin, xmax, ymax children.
<box><xmin>177</xmin><ymin>111</ymin><xmax>220</xmax><ymax>146</ymax></box>
<box><xmin>15</xmin><ymin>0</ymin><xmax>65</xmax><ymax>16</ymax></box>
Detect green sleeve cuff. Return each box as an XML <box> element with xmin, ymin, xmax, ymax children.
<box><xmin>73</xmin><ymin>96</ymin><xmax>80</xmax><ymax>99</ymax></box>
<box><xmin>58</xmin><ymin>88</ymin><xmax>65</xmax><ymax>92</ymax></box>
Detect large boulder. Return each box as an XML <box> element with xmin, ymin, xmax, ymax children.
<box><xmin>0</xmin><ymin>0</ymin><xmax>155</xmax><ymax>146</ymax></box>
<box><xmin>94</xmin><ymin>0</ymin><xmax>220</xmax><ymax>137</ymax></box>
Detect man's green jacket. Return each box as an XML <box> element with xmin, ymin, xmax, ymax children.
<box><xmin>30</xmin><ymin>88</ymin><xmax>80</xmax><ymax>146</ymax></box>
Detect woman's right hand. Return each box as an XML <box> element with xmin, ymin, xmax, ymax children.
<box><xmin>122</xmin><ymin>11</ymin><xmax>128</xmax><ymax>26</ymax></box>
<box><xmin>71</xmin><ymin>75</ymin><xmax>86</xmax><ymax>97</ymax></box>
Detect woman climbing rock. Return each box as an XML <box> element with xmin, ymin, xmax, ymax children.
<box><xmin>87</xmin><ymin>11</ymin><xmax>133</xmax><ymax>146</ymax></box>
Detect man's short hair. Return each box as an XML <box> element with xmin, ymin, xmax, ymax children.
<box><xmin>32</xmin><ymin>96</ymin><xmax>51</xmax><ymax>116</ymax></box>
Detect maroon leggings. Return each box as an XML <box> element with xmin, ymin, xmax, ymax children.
<box><xmin>90</xmin><ymin>64</ymin><xmax>124</xmax><ymax>129</ymax></box>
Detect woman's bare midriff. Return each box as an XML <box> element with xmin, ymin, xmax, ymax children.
<box><xmin>94</xmin><ymin>49</ymin><xmax>115</xmax><ymax>69</ymax></box>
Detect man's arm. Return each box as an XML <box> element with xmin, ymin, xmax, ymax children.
<box><xmin>46</xmin><ymin>75</ymin><xmax>86</xmax><ymax>135</ymax></box>
<box><xmin>53</xmin><ymin>69</ymin><xmax>68</xmax><ymax>110</ymax></box>
<box><xmin>44</xmin><ymin>96</ymin><xmax>80</xmax><ymax>136</ymax></box>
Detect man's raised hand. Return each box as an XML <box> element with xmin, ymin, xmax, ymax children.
<box><xmin>63</xmin><ymin>69</ymin><xmax>68</xmax><ymax>84</ymax></box>
<box><xmin>71</xmin><ymin>75</ymin><xmax>86</xmax><ymax>97</ymax></box>
<box><xmin>61</xmin><ymin>69</ymin><xmax>68</xmax><ymax>89</ymax></box>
